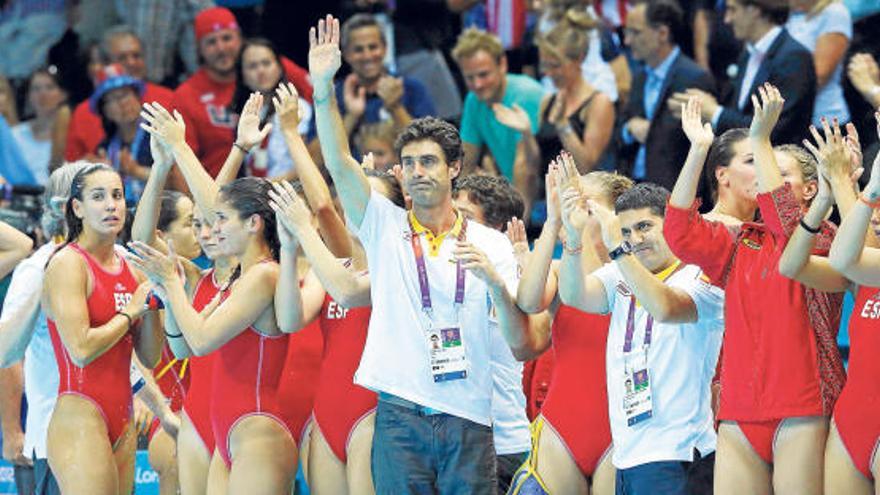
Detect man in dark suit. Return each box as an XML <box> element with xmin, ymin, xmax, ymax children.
<box><xmin>620</xmin><ymin>0</ymin><xmax>715</xmax><ymax>190</ymax></box>
<box><xmin>669</xmin><ymin>0</ymin><xmax>815</xmax><ymax>145</ymax></box>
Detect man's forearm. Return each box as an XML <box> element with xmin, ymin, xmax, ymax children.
<box><xmin>0</xmin><ymin>364</ymin><xmax>23</xmax><ymax>439</ymax></box>
<box><xmin>489</xmin><ymin>282</ymin><xmax>530</xmax><ymax>352</ymax></box>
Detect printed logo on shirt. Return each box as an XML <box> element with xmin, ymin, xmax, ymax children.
<box><xmin>325</xmin><ymin>300</ymin><xmax>349</xmax><ymax>320</ymax></box>
<box><xmin>616</xmin><ymin>282</ymin><xmax>632</xmax><ymax>297</ymax></box>
<box><xmin>206</xmin><ymin>104</ymin><xmax>236</xmax><ymax>128</ymax></box>
<box><xmin>860</xmin><ymin>292</ymin><xmax>880</xmax><ymax>319</ymax></box>
<box><xmin>114</xmin><ymin>292</ymin><xmax>133</xmax><ymax>312</ymax></box>
<box><xmin>200</xmin><ymin>93</ymin><xmax>215</xmax><ymax>103</ymax></box>
<box><xmin>742</xmin><ymin>238</ymin><xmax>761</xmax><ymax>250</ymax></box>
<box><xmin>115</xmin><ymin>282</ymin><xmax>127</xmax><ymax>292</ymax></box>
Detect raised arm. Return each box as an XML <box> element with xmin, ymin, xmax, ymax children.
<box><xmin>273</xmin><ymin>82</ymin><xmax>352</xmax><ymax>257</ymax></box>
<box><xmin>670</xmin><ymin>98</ymin><xmax>715</xmax><ymax>209</ymax></box>
<box><xmin>749</xmin><ymin>84</ymin><xmax>786</xmax><ymax>194</ymax></box>
<box><xmin>493</xmin><ymin>102</ymin><xmax>540</xmax><ymax>214</ymax></box>
<box><xmin>131</xmin><ymin>136</ymin><xmax>175</xmax><ymax>248</ymax></box>
<box><xmin>310</xmin><ymin>15</ymin><xmax>372</xmax><ymax>228</ymax></box>
<box><xmin>141</xmin><ymin>103</ymin><xmax>221</xmax><ymax>222</ymax></box>
<box><xmin>848</xmin><ymin>53</ymin><xmax>880</xmax><ymax>108</ymax></box>
<box><xmin>269</xmin><ymin>181</ymin><xmax>371</xmax><ymax>309</ymax></box>
<box><xmin>517</xmin><ymin>170</ymin><xmax>561</xmax><ymax>314</ymax></box>
<box><xmin>127</xmin><ymin>241</ymin><xmax>279</xmax><ymax>356</ymax></box>
<box><xmin>43</xmin><ymin>250</ymin><xmax>153</xmax><ymax>367</ymax></box>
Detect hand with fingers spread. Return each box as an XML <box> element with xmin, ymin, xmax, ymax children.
<box><xmin>236</xmin><ymin>92</ymin><xmax>272</xmax><ymax>150</ymax></box>
<box><xmin>126</xmin><ymin>240</ymin><xmax>181</xmax><ymax>288</ymax></box>
<box><xmin>268</xmin><ymin>181</ymin><xmax>313</xmax><ymax>240</ymax></box>
<box><xmin>803</xmin><ymin>118</ymin><xmax>859</xmax><ymax>190</ymax></box>
<box><xmin>377</xmin><ymin>75</ymin><xmax>404</xmax><ymax>111</ymax></box>
<box><xmin>453</xmin><ymin>241</ymin><xmax>504</xmax><ymax>288</ymax></box>
<box><xmin>864</xmin><ymin>112</ymin><xmax>880</xmax><ymax>200</ymax></box>
<box><xmin>749</xmin><ymin>83</ymin><xmax>785</xmax><ymax>140</ymax></box>
<box><xmin>545</xmin><ymin>165</ymin><xmax>561</xmax><ymax>225</ymax></box>
<box><xmin>343</xmin><ymin>75</ymin><xmax>367</xmax><ymax>118</ymax></box>
<box><xmin>309</xmin><ymin>14</ymin><xmax>343</xmax><ymax>86</ymax></box>
<box><xmin>140</xmin><ymin>102</ymin><xmax>187</xmax><ymax>149</ymax></box>
<box><xmin>506</xmin><ymin>217</ymin><xmax>529</xmax><ymax>268</ymax></box>
<box><xmin>847</xmin><ymin>53</ymin><xmax>880</xmax><ymax>102</ymax></box>
<box><xmin>272</xmin><ymin>82</ymin><xmax>301</xmax><ymax>133</ymax></box>
<box><xmin>492</xmin><ymin>103</ymin><xmax>532</xmax><ymax>134</ymax></box>
<box><xmin>586</xmin><ymin>199</ymin><xmax>624</xmax><ymax>251</ymax></box>
<box><xmin>148</xmin><ymin>130</ymin><xmax>173</xmax><ymax>171</ymax></box>
<box><xmin>668</xmin><ymin>88</ymin><xmax>719</xmax><ymax>121</ymax></box>
<box><xmin>681</xmin><ymin>97</ymin><xmax>714</xmax><ymax>148</ymax></box>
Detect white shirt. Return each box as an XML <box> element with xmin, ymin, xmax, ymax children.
<box><xmin>490</xmin><ymin>327</ymin><xmax>530</xmax><ymax>455</ymax></box>
<box><xmin>11</xmin><ymin>123</ymin><xmax>50</xmax><ymax>186</ymax></box>
<box><xmin>594</xmin><ymin>262</ymin><xmax>724</xmax><ymax>469</ymax></box>
<box><xmin>738</xmin><ymin>26</ymin><xmax>783</xmax><ymax>110</ymax></box>
<box><xmin>351</xmin><ymin>191</ymin><xmax>519</xmax><ymax>426</ymax></box>
<box><xmin>2</xmin><ymin>242</ymin><xmax>60</xmax><ymax>459</ymax></box>
<box><xmin>786</xmin><ymin>3</ymin><xmax>853</xmax><ymax>125</ymax></box>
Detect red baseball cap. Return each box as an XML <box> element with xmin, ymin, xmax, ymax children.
<box><xmin>194</xmin><ymin>7</ymin><xmax>239</xmax><ymax>43</ymax></box>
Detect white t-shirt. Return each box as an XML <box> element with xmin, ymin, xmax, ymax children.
<box><xmin>490</xmin><ymin>326</ymin><xmax>530</xmax><ymax>455</ymax></box>
<box><xmin>594</xmin><ymin>262</ymin><xmax>724</xmax><ymax>469</ymax></box>
<box><xmin>351</xmin><ymin>191</ymin><xmax>519</xmax><ymax>426</ymax></box>
<box><xmin>11</xmin><ymin>122</ymin><xmax>50</xmax><ymax>186</ymax></box>
<box><xmin>1</xmin><ymin>242</ymin><xmax>59</xmax><ymax>459</ymax></box>
<box><xmin>786</xmin><ymin>3</ymin><xmax>853</xmax><ymax>125</ymax></box>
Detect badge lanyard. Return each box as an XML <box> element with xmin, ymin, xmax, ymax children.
<box><xmin>623</xmin><ymin>297</ymin><xmax>653</xmax><ymax>355</ymax></box>
<box><xmin>408</xmin><ymin>214</ymin><xmax>468</xmax><ymax>321</ymax></box>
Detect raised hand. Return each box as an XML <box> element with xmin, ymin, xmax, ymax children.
<box><xmin>749</xmin><ymin>83</ymin><xmax>784</xmax><ymax>140</ymax></box>
<box><xmin>140</xmin><ymin>102</ymin><xmax>187</xmax><ymax>148</ymax></box>
<box><xmin>267</xmin><ymin>180</ymin><xmax>313</xmax><ymax>237</ymax></box>
<box><xmin>681</xmin><ymin>96</ymin><xmax>714</xmax><ymax>148</ymax></box>
<box><xmin>377</xmin><ymin>76</ymin><xmax>404</xmax><ymax>110</ymax></box>
<box><xmin>545</xmin><ymin>162</ymin><xmax>561</xmax><ymax>224</ymax></box>
<box><xmin>343</xmin><ymin>75</ymin><xmax>367</xmax><ymax>117</ymax></box>
<box><xmin>126</xmin><ymin>240</ymin><xmax>181</xmax><ymax>288</ymax></box>
<box><xmin>586</xmin><ymin>199</ymin><xmax>623</xmax><ymax>251</ymax></box>
<box><xmin>237</xmin><ymin>92</ymin><xmax>272</xmax><ymax>150</ymax></box>
<box><xmin>844</xmin><ymin>122</ymin><xmax>863</xmax><ymax>173</ymax></box>
<box><xmin>272</xmin><ymin>82</ymin><xmax>302</xmax><ymax>133</ymax></box>
<box><xmin>148</xmin><ymin>130</ymin><xmax>173</xmax><ymax>171</ymax></box>
<box><xmin>865</xmin><ymin>112</ymin><xmax>880</xmax><ymax>200</ymax></box>
<box><xmin>308</xmin><ymin>14</ymin><xmax>342</xmax><ymax>85</ymax></box>
<box><xmin>492</xmin><ymin>103</ymin><xmax>531</xmax><ymax>134</ymax></box>
<box><xmin>453</xmin><ymin>241</ymin><xmax>503</xmax><ymax>287</ymax></box>
<box><xmin>506</xmin><ymin>216</ymin><xmax>529</xmax><ymax>268</ymax></box>
<box><xmin>847</xmin><ymin>53</ymin><xmax>880</xmax><ymax>97</ymax></box>
<box><xmin>803</xmin><ymin>117</ymin><xmax>857</xmax><ymax>187</ymax></box>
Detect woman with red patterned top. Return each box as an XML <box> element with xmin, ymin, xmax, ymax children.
<box><xmin>664</xmin><ymin>84</ymin><xmax>847</xmax><ymax>495</ymax></box>
<box><xmin>824</xmin><ymin>112</ymin><xmax>880</xmax><ymax>494</ymax></box>
<box><xmin>42</xmin><ymin>164</ymin><xmax>162</xmax><ymax>495</ymax></box>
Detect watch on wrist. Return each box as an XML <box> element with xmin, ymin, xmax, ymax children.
<box><xmin>608</xmin><ymin>241</ymin><xmax>633</xmax><ymax>260</ymax></box>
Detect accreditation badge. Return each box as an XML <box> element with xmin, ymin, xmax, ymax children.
<box><xmin>622</xmin><ymin>349</ymin><xmax>653</xmax><ymax>427</ymax></box>
<box><xmin>427</xmin><ymin>324</ymin><xmax>468</xmax><ymax>383</ymax></box>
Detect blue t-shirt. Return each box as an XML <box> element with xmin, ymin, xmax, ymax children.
<box><xmin>459</xmin><ymin>74</ymin><xmax>545</xmax><ymax>179</ymax></box>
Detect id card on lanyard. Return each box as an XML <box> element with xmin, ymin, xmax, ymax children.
<box><xmin>622</xmin><ymin>297</ymin><xmax>654</xmax><ymax>427</ymax></box>
<box><xmin>409</xmin><ymin>214</ymin><xmax>470</xmax><ymax>383</ymax></box>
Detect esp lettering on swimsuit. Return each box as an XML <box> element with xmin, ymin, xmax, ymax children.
<box><xmin>325</xmin><ymin>300</ymin><xmax>349</xmax><ymax>320</ymax></box>
<box><xmin>114</xmin><ymin>292</ymin><xmax>133</xmax><ymax>312</ymax></box>
<box><xmin>860</xmin><ymin>294</ymin><xmax>880</xmax><ymax>319</ymax></box>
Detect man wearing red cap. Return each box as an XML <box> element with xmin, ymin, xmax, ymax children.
<box><xmin>172</xmin><ymin>7</ymin><xmax>313</xmax><ymax>179</ymax></box>
<box><xmin>65</xmin><ymin>27</ymin><xmax>175</xmax><ymax>168</ymax></box>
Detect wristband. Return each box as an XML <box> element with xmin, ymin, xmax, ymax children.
<box><xmin>118</xmin><ymin>311</ymin><xmax>132</xmax><ymax>330</ymax></box>
<box><xmin>233</xmin><ymin>142</ymin><xmax>249</xmax><ymax>154</ymax></box>
<box><xmin>859</xmin><ymin>194</ymin><xmax>880</xmax><ymax>209</ymax></box>
<box><xmin>164</xmin><ymin>330</ymin><xmax>183</xmax><ymax>338</ymax></box>
<box><xmin>799</xmin><ymin>218</ymin><xmax>821</xmax><ymax>234</ymax></box>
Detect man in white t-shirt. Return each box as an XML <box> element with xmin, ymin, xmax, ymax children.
<box><xmin>557</xmin><ymin>182</ymin><xmax>723</xmax><ymax>495</ymax></box>
<box><xmin>309</xmin><ymin>15</ymin><xmax>528</xmax><ymax>493</ymax></box>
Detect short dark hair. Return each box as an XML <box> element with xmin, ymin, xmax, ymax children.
<box><xmin>453</xmin><ymin>175</ymin><xmax>524</xmax><ymax>229</ymax></box>
<box><xmin>645</xmin><ymin>0</ymin><xmax>686</xmax><ymax>46</ymax></box>
<box><xmin>615</xmin><ymin>183</ymin><xmax>670</xmax><ymax>217</ymax></box>
<box><xmin>735</xmin><ymin>0</ymin><xmax>789</xmax><ymax>25</ymax></box>
<box><xmin>365</xmin><ymin>169</ymin><xmax>406</xmax><ymax>208</ymax></box>
<box><xmin>158</xmin><ymin>190</ymin><xmax>186</xmax><ymax>232</ymax></box>
<box><xmin>395</xmin><ymin>117</ymin><xmax>463</xmax><ymax>165</ymax></box>
<box><xmin>341</xmin><ymin>13</ymin><xmax>386</xmax><ymax>51</ymax></box>
<box><xmin>704</xmin><ymin>128</ymin><xmax>750</xmax><ymax>201</ymax></box>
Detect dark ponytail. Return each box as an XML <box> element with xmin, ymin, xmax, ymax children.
<box><xmin>218</xmin><ymin>177</ymin><xmax>280</xmax><ymax>262</ymax></box>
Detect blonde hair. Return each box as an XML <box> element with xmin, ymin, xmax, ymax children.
<box><xmin>537</xmin><ymin>8</ymin><xmax>598</xmax><ymax>62</ymax></box>
<box><xmin>452</xmin><ymin>28</ymin><xmax>505</xmax><ymax>64</ymax></box>
<box><xmin>774</xmin><ymin>144</ymin><xmax>818</xmax><ymax>182</ymax></box>
<box><xmin>809</xmin><ymin>0</ymin><xmax>839</xmax><ymax>17</ymax></box>
<box><xmin>0</xmin><ymin>75</ymin><xmax>18</xmax><ymax>126</ymax></box>
<box><xmin>355</xmin><ymin>121</ymin><xmax>397</xmax><ymax>151</ymax></box>
<box><xmin>582</xmin><ymin>171</ymin><xmax>635</xmax><ymax>206</ymax></box>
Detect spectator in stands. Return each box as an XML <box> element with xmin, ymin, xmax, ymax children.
<box><xmin>172</xmin><ymin>7</ymin><xmax>312</xmax><ymax>179</ymax></box>
<box><xmin>670</xmin><ymin>0</ymin><xmax>816</xmax><ymax>145</ymax></box>
<box><xmin>621</xmin><ymin>0</ymin><xmax>714</xmax><ymax>190</ymax></box>
<box><xmin>848</xmin><ymin>52</ymin><xmax>880</xmax><ymax>108</ymax></box>
<box><xmin>11</xmin><ymin>68</ymin><xmax>67</xmax><ymax>187</ymax></box>
<box><xmin>91</xmin><ymin>64</ymin><xmax>152</xmax><ymax>204</ymax></box>
<box><xmin>354</xmin><ymin>121</ymin><xmax>397</xmax><ymax>172</ymax></box>
<box><xmin>65</xmin><ymin>26</ymin><xmax>176</xmax><ymax>168</ymax></box>
<box><xmin>230</xmin><ymin>38</ymin><xmax>311</xmax><ymax>179</ymax></box>
<box><xmin>453</xmin><ymin>28</ymin><xmax>545</xmax><ymax>179</ymax></box>
<box><xmin>324</xmin><ymin>14</ymin><xmax>434</xmax><ymax>150</ymax></box>
<box><xmin>0</xmin><ymin>75</ymin><xmax>18</xmax><ymax>126</ymax></box>
<box><xmin>786</xmin><ymin>0</ymin><xmax>853</xmax><ymax>125</ymax></box>
<box><xmin>0</xmin><ymin>0</ymin><xmax>67</xmax><ymax>82</ymax></box>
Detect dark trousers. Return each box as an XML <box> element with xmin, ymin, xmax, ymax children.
<box><xmin>616</xmin><ymin>451</ymin><xmax>715</xmax><ymax>495</ymax></box>
<box><xmin>496</xmin><ymin>451</ymin><xmax>528</xmax><ymax>494</ymax></box>
<box><xmin>371</xmin><ymin>396</ymin><xmax>498</xmax><ymax>495</ymax></box>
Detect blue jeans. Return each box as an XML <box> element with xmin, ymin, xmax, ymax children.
<box><xmin>371</xmin><ymin>394</ymin><xmax>497</xmax><ymax>494</ymax></box>
<box><xmin>615</xmin><ymin>452</ymin><xmax>715</xmax><ymax>495</ymax></box>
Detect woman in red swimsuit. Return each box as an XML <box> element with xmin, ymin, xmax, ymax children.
<box><xmin>42</xmin><ymin>163</ymin><xmax>162</xmax><ymax>495</ymax></box>
<box><xmin>819</xmin><ymin>113</ymin><xmax>880</xmax><ymax>494</ymax></box>
<box><xmin>665</xmin><ymin>86</ymin><xmax>847</xmax><ymax>494</ymax></box>
<box><xmin>505</xmin><ymin>153</ymin><xmax>631</xmax><ymax>495</ymax></box>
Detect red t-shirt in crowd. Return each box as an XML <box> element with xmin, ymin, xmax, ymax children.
<box><xmin>663</xmin><ymin>184</ymin><xmax>845</xmax><ymax>421</ymax></box>
<box><xmin>65</xmin><ymin>82</ymin><xmax>174</xmax><ymax>161</ymax></box>
<box><xmin>171</xmin><ymin>57</ymin><xmax>313</xmax><ymax>178</ymax></box>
